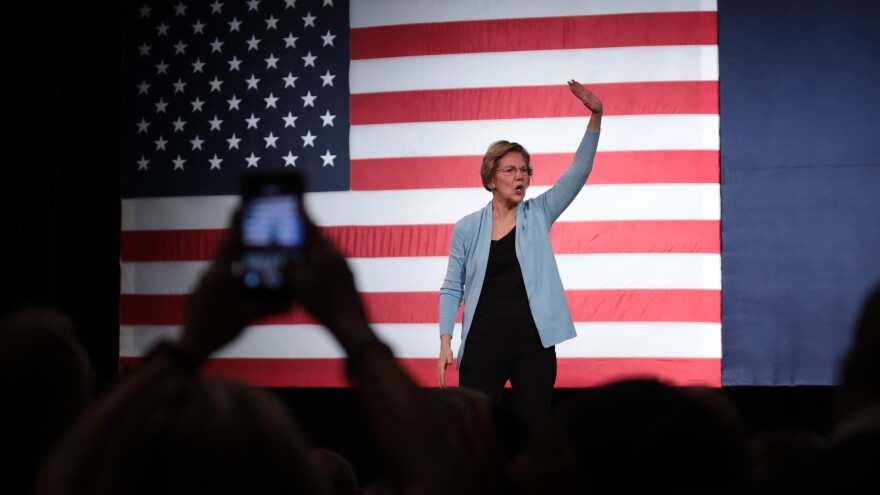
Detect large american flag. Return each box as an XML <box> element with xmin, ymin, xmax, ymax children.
<box><xmin>120</xmin><ymin>0</ymin><xmax>720</xmax><ymax>387</ymax></box>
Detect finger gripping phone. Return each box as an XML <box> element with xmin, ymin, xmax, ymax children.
<box><xmin>238</xmin><ymin>171</ymin><xmax>306</xmax><ymax>295</ymax></box>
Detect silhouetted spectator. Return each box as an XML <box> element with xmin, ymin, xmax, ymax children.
<box><xmin>428</xmin><ymin>387</ymin><xmax>514</xmax><ymax>494</ymax></box>
<box><xmin>308</xmin><ymin>448</ymin><xmax>359</xmax><ymax>495</ymax></box>
<box><xmin>39</xmin><ymin>369</ymin><xmax>322</xmax><ymax>495</ymax></box>
<box><xmin>834</xmin><ymin>283</ymin><xmax>880</xmax><ymax>429</ymax></box>
<box><xmin>807</xmin><ymin>284</ymin><xmax>880</xmax><ymax>494</ymax></box>
<box><xmin>0</xmin><ymin>307</ymin><xmax>95</xmax><ymax>495</ymax></box>
<box><xmin>39</xmin><ymin>205</ymin><xmax>484</xmax><ymax>495</ymax></box>
<box><xmin>747</xmin><ymin>430</ymin><xmax>827</xmax><ymax>494</ymax></box>
<box><xmin>509</xmin><ymin>379</ymin><xmax>749</xmax><ymax>494</ymax></box>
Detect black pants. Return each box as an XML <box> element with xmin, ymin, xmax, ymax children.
<box><xmin>459</xmin><ymin>334</ymin><xmax>557</xmax><ymax>427</ymax></box>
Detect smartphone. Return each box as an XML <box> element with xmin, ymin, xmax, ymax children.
<box><xmin>237</xmin><ymin>171</ymin><xmax>306</xmax><ymax>295</ymax></box>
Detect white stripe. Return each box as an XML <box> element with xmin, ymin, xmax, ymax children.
<box><xmin>120</xmin><ymin>322</ymin><xmax>720</xmax><ymax>359</ymax></box>
<box><xmin>327</xmin><ymin>183</ymin><xmax>722</xmax><ymax>225</ymax></box>
<box><xmin>121</xmin><ymin>183</ymin><xmax>720</xmax><ymax>231</ymax></box>
<box><xmin>121</xmin><ymin>195</ymin><xmax>239</xmax><ymax>231</ymax></box>
<box><xmin>559</xmin><ymin>183</ymin><xmax>721</xmax><ymax>223</ymax></box>
<box><xmin>308</xmin><ymin>184</ymin><xmax>721</xmax><ymax>227</ymax></box>
<box><xmin>121</xmin><ymin>261</ymin><xmax>209</xmax><ymax>295</ymax></box>
<box><xmin>349</xmin><ymin>254</ymin><xmax>721</xmax><ymax>292</ymax></box>
<box><xmin>351</xmin><ymin>46</ymin><xmax>718</xmax><ymax>94</ymax></box>
<box><xmin>351</xmin><ymin>0</ymin><xmax>717</xmax><ymax>28</ymax></box>
<box><xmin>559</xmin><ymin>254</ymin><xmax>720</xmax><ymax>291</ymax></box>
<box><xmin>351</xmin><ymin>115</ymin><xmax>719</xmax><ymax>159</ymax></box>
<box><xmin>559</xmin><ymin>322</ymin><xmax>720</xmax><ymax>358</ymax></box>
<box><xmin>120</xmin><ymin>253</ymin><xmax>720</xmax><ymax>295</ymax></box>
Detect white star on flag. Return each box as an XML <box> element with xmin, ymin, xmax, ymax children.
<box><xmin>320</xmin><ymin>150</ymin><xmax>335</xmax><ymax>167</ymax></box>
<box><xmin>245</xmin><ymin>152</ymin><xmax>260</xmax><ymax>167</ymax></box>
<box><xmin>301</xmin><ymin>130</ymin><xmax>316</xmax><ymax>147</ymax></box>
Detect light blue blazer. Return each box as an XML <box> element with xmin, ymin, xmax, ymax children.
<box><xmin>439</xmin><ymin>128</ymin><xmax>600</xmax><ymax>369</ymax></box>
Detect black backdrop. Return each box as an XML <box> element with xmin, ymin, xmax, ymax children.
<box><xmin>2</xmin><ymin>1</ymin><xmax>835</xmax><ymax>483</ymax></box>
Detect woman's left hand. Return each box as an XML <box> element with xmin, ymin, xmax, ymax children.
<box><xmin>568</xmin><ymin>79</ymin><xmax>603</xmax><ymax>114</ymax></box>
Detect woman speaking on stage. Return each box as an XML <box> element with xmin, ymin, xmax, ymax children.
<box><xmin>438</xmin><ymin>80</ymin><xmax>603</xmax><ymax>425</ymax></box>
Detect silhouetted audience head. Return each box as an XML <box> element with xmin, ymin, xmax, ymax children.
<box><xmin>835</xmin><ymin>283</ymin><xmax>880</xmax><ymax>425</ymax></box>
<box><xmin>806</xmin><ymin>283</ymin><xmax>880</xmax><ymax>494</ymax></box>
<box><xmin>428</xmin><ymin>387</ymin><xmax>513</xmax><ymax>493</ymax></box>
<box><xmin>748</xmin><ymin>430</ymin><xmax>827</xmax><ymax>494</ymax></box>
<box><xmin>0</xmin><ymin>307</ymin><xmax>95</xmax><ymax>494</ymax></box>
<box><xmin>308</xmin><ymin>448</ymin><xmax>358</xmax><ymax>495</ymax></box>
<box><xmin>510</xmin><ymin>379</ymin><xmax>749</xmax><ymax>494</ymax></box>
<box><xmin>38</xmin><ymin>372</ymin><xmax>324</xmax><ymax>495</ymax></box>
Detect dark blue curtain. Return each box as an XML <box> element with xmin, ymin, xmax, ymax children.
<box><xmin>719</xmin><ymin>0</ymin><xmax>880</xmax><ymax>385</ymax></box>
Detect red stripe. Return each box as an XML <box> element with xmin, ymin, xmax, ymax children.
<box><xmin>550</xmin><ymin>221</ymin><xmax>720</xmax><ymax>256</ymax></box>
<box><xmin>117</xmin><ymin>294</ymin><xmax>430</xmax><ymax>326</ymax></box>
<box><xmin>352</xmin><ymin>150</ymin><xmax>719</xmax><ymax>191</ymax></box>
<box><xmin>322</xmin><ymin>225</ymin><xmax>450</xmax><ymax>258</ymax></box>
<box><xmin>122</xmin><ymin>220</ymin><xmax>721</xmax><ymax>260</ymax></box>
<box><xmin>119</xmin><ymin>357</ymin><xmax>720</xmax><ymax>388</ymax></box>
<box><xmin>553</xmin><ymin>357</ymin><xmax>720</xmax><ymax>388</ymax></box>
<box><xmin>351</xmin><ymin>12</ymin><xmax>717</xmax><ymax>60</ymax></box>
<box><xmin>351</xmin><ymin>82</ymin><xmax>718</xmax><ymax>124</ymax></box>
<box><xmin>121</xmin><ymin>220</ymin><xmax>719</xmax><ymax>261</ymax></box>
<box><xmin>122</xmin><ymin>294</ymin><xmax>189</xmax><ymax>325</ymax></box>
<box><xmin>121</xmin><ymin>289</ymin><xmax>718</xmax><ymax>326</ymax></box>
<box><xmin>567</xmin><ymin>289</ymin><xmax>720</xmax><ymax>323</ymax></box>
<box><xmin>121</xmin><ymin>229</ymin><xmax>227</xmax><ymax>263</ymax></box>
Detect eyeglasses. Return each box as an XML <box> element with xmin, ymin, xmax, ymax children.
<box><xmin>497</xmin><ymin>166</ymin><xmax>533</xmax><ymax>176</ymax></box>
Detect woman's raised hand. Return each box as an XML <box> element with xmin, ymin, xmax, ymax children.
<box><xmin>567</xmin><ymin>79</ymin><xmax>603</xmax><ymax>114</ymax></box>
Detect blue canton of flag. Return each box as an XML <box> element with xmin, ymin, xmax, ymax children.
<box><xmin>122</xmin><ymin>0</ymin><xmax>350</xmax><ymax>196</ymax></box>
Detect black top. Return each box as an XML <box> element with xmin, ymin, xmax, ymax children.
<box><xmin>468</xmin><ymin>226</ymin><xmax>541</xmax><ymax>344</ymax></box>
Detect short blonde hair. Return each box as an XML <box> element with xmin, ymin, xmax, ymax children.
<box><xmin>480</xmin><ymin>140</ymin><xmax>531</xmax><ymax>191</ymax></box>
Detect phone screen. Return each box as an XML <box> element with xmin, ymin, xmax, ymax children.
<box><xmin>240</xmin><ymin>180</ymin><xmax>305</xmax><ymax>293</ymax></box>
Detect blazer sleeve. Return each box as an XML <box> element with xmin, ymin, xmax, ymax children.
<box><xmin>533</xmin><ymin>128</ymin><xmax>600</xmax><ymax>223</ymax></box>
<box><xmin>439</xmin><ymin>221</ymin><xmax>467</xmax><ymax>337</ymax></box>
